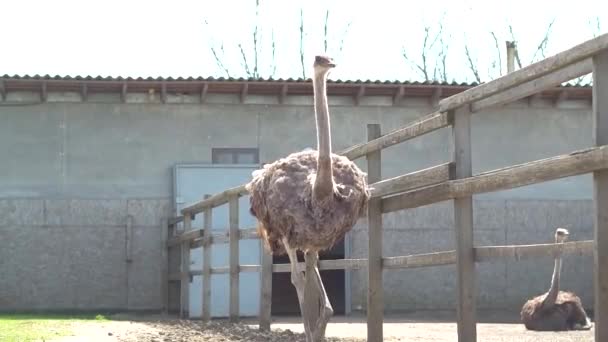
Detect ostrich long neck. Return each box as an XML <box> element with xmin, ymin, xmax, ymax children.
<box><xmin>313</xmin><ymin>71</ymin><xmax>334</xmax><ymax>200</ymax></box>
<box><xmin>543</xmin><ymin>245</ymin><xmax>562</xmax><ymax>309</ymax></box>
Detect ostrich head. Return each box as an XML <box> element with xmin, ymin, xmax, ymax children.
<box><xmin>313</xmin><ymin>55</ymin><xmax>336</xmax><ymax>77</ymax></box>
<box><xmin>555</xmin><ymin>228</ymin><xmax>570</xmax><ymax>243</ymax></box>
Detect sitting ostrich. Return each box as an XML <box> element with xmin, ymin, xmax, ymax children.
<box><xmin>246</xmin><ymin>56</ymin><xmax>369</xmax><ymax>341</ymax></box>
<box><xmin>520</xmin><ymin>228</ymin><xmax>592</xmax><ymax>331</ymax></box>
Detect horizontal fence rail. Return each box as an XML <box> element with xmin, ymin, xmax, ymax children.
<box><xmin>162</xmin><ymin>33</ymin><xmax>608</xmax><ymax>342</ymax></box>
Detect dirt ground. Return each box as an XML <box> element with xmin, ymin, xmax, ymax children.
<box><xmin>48</xmin><ymin>312</ymin><xmax>595</xmax><ymax>342</ymax></box>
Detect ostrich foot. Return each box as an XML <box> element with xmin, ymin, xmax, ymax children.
<box><xmin>574</xmin><ymin>317</ymin><xmax>593</xmax><ymax>330</ymax></box>
<box><xmin>305</xmin><ymin>250</ymin><xmax>334</xmax><ymax>342</ymax></box>
<box><xmin>283</xmin><ymin>238</ymin><xmax>313</xmax><ymax>342</ymax></box>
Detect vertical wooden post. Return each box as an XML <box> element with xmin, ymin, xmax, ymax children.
<box><xmin>180</xmin><ymin>213</ymin><xmax>192</xmax><ymax>318</ymax></box>
<box><xmin>259</xmin><ymin>240</ymin><xmax>273</xmax><ymax>330</ymax></box>
<box><xmin>202</xmin><ymin>195</ymin><xmax>213</xmax><ymax>323</ymax></box>
<box><xmin>451</xmin><ymin>106</ymin><xmax>476</xmax><ymax>341</ymax></box>
<box><xmin>593</xmin><ymin>49</ymin><xmax>608</xmax><ymax>342</ymax></box>
<box><xmin>229</xmin><ymin>195</ymin><xmax>240</xmax><ymax>322</ymax></box>
<box><xmin>160</xmin><ymin>218</ymin><xmax>169</xmax><ymax>314</ymax></box>
<box><xmin>366</xmin><ymin>123</ymin><xmax>383</xmax><ymax>342</ymax></box>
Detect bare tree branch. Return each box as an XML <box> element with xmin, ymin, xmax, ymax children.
<box><xmin>337</xmin><ymin>21</ymin><xmax>351</xmax><ymax>54</ymax></box>
<box><xmin>508</xmin><ymin>25</ymin><xmax>523</xmax><ymax>69</ymax></box>
<box><xmin>299</xmin><ymin>8</ymin><xmax>306</xmax><ymax>79</ymax></box>
<box><xmin>490</xmin><ymin>31</ymin><xmax>502</xmax><ymax>77</ymax></box>
<box><xmin>238</xmin><ymin>44</ymin><xmax>252</xmax><ymax>77</ymax></box>
<box><xmin>530</xmin><ymin>18</ymin><xmax>555</xmax><ymax>62</ymax></box>
<box><xmin>324</xmin><ymin>9</ymin><xmax>329</xmax><ymax>53</ymax></box>
<box><xmin>252</xmin><ymin>0</ymin><xmax>260</xmax><ymax>78</ymax></box>
<box><xmin>270</xmin><ymin>29</ymin><xmax>277</xmax><ymax>77</ymax></box>
<box><xmin>464</xmin><ymin>42</ymin><xmax>481</xmax><ymax>83</ymax></box>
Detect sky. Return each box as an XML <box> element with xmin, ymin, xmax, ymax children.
<box><xmin>1</xmin><ymin>0</ymin><xmax>606</xmax><ymax>83</ymax></box>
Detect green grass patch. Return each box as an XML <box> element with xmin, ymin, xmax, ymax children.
<box><xmin>0</xmin><ymin>313</ymin><xmax>108</xmax><ymax>342</ymax></box>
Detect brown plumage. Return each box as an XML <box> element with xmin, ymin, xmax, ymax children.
<box><xmin>245</xmin><ymin>55</ymin><xmax>369</xmax><ymax>341</ymax></box>
<box><xmin>248</xmin><ymin>150</ymin><xmax>369</xmax><ymax>255</ymax></box>
<box><xmin>520</xmin><ymin>228</ymin><xmax>592</xmax><ymax>331</ymax></box>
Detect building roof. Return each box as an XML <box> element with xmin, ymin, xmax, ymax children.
<box><xmin>0</xmin><ymin>74</ymin><xmax>592</xmax><ymax>102</ymax></box>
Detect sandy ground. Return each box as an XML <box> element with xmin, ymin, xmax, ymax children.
<box><xmin>47</xmin><ymin>312</ymin><xmax>595</xmax><ymax>342</ymax></box>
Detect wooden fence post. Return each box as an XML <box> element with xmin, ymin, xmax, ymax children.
<box><xmin>593</xmin><ymin>49</ymin><xmax>608</xmax><ymax>342</ymax></box>
<box><xmin>229</xmin><ymin>195</ymin><xmax>240</xmax><ymax>322</ymax></box>
<box><xmin>180</xmin><ymin>213</ymin><xmax>192</xmax><ymax>318</ymax></box>
<box><xmin>259</xmin><ymin>240</ymin><xmax>273</xmax><ymax>330</ymax></box>
<box><xmin>366</xmin><ymin>123</ymin><xmax>383</xmax><ymax>342</ymax></box>
<box><xmin>202</xmin><ymin>195</ymin><xmax>212</xmax><ymax>323</ymax></box>
<box><xmin>160</xmin><ymin>218</ymin><xmax>169</xmax><ymax>315</ymax></box>
<box><xmin>451</xmin><ymin>106</ymin><xmax>477</xmax><ymax>341</ymax></box>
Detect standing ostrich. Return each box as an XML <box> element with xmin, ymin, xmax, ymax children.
<box><xmin>520</xmin><ymin>228</ymin><xmax>592</xmax><ymax>331</ymax></box>
<box><xmin>246</xmin><ymin>55</ymin><xmax>370</xmax><ymax>341</ymax></box>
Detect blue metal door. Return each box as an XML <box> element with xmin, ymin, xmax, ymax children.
<box><xmin>173</xmin><ymin>164</ymin><xmax>260</xmax><ymax>318</ymax></box>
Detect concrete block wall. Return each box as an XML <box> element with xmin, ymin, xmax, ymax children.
<box><xmin>349</xmin><ymin>199</ymin><xmax>594</xmax><ymax>312</ymax></box>
<box><xmin>0</xmin><ymin>198</ymin><xmax>171</xmax><ymax>311</ymax></box>
<box><xmin>0</xmin><ymin>90</ymin><xmax>596</xmax><ymax>313</ymax></box>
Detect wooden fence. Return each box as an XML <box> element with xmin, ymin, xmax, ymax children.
<box><xmin>162</xmin><ymin>33</ymin><xmax>608</xmax><ymax>341</ymax></box>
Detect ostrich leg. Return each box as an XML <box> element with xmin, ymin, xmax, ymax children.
<box><xmin>305</xmin><ymin>250</ymin><xmax>333</xmax><ymax>342</ymax></box>
<box><xmin>282</xmin><ymin>237</ymin><xmax>313</xmax><ymax>342</ymax></box>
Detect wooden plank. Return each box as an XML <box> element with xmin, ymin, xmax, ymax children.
<box><xmin>167</xmin><ymin>228</ymin><xmax>203</xmax><ymax>247</ymax></box>
<box><xmin>181</xmin><ymin>184</ymin><xmax>248</xmax><ymax>216</ymax></box>
<box><xmin>121</xmin><ymin>82</ymin><xmax>128</xmax><ymax>103</ymax></box>
<box><xmin>272</xmin><ymin>258</ymin><xmax>368</xmax><ymax>273</ymax></box>
<box><xmin>80</xmin><ymin>83</ymin><xmax>88</xmax><ymax>102</ymax></box>
<box><xmin>40</xmin><ymin>82</ymin><xmax>47</xmax><ymax>102</ymax></box>
<box><xmin>0</xmin><ymin>80</ymin><xmax>5</xmax><ymax>101</ymax></box>
<box><xmin>161</xmin><ymin>82</ymin><xmax>167</xmax><ymax>103</ymax></box>
<box><xmin>471</xmin><ymin>59</ymin><xmax>591</xmax><ymax>113</ymax></box>
<box><xmin>190</xmin><ymin>228</ymin><xmax>258</xmax><ymax>248</ymax></box>
<box><xmin>259</xmin><ymin>242</ymin><xmax>273</xmax><ymax>331</ymax></box>
<box><xmin>430</xmin><ymin>87</ymin><xmax>442</xmax><ymax>107</ymax></box>
<box><xmin>370</xmin><ymin>162</ymin><xmax>453</xmax><ymax>198</ymax></box>
<box><xmin>168</xmin><ymin>216</ymin><xmax>184</xmax><ymax>226</ymax></box>
<box><xmin>593</xmin><ymin>49</ymin><xmax>608</xmax><ymax>342</ymax></box>
<box><xmin>340</xmin><ymin>111</ymin><xmax>450</xmax><ymax>161</ymax></box>
<box><xmin>392</xmin><ymin>86</ymin><xmax>405</xmax><ymax>105</ymax></box>
<box><xmin>201</xmin><ymin>195</ymin><xmax>212</xmax><ymax>323</ymax></box>
<box><xmin>240</xmin><ymin>83</ymin><xmax>248</xmax><ymax>103</ymax></box>
<box><xmin>383</xmin><ymin>251</ymin><xmax>456</xmax><ymax>269</ymax></box>
<box><xmin>200</xmin><ymin>83</ymin><xmax>209</xmax><ymax>103</ymax></box>
<box><xmin>160</xmin><ymin>218</ymin><xmax>169</xmax><ymax>314</ymax></box>
<box><xmin>475</xmin><ymin>240</ymin><xmax>593</xmax><ymax>262</ymax></box>
<box><xmin>279</xmin><ymin>84</ymin><xmax>288</xmax><ymax>104</ymax></box>
<box><xmin>190</xmin><ymin>265</ymin><xmax>261</xmax><ymax>276</ymax></box>
<box><xmin>180</xmin><ymin>214</ymin><xmax>192</xmax><ymax>318</ymax></box>
<box><xmin>452</xmin><ymin>105</ymin><xmax>476</xmax><ymax>341</ymax></box>
<box><xmin>354</xmin><ymin>86</ymin><xmax>365</xmax><ymax>106</ymax></box>
<box><xmin>382</xmin><ymin>145</ymin><xmax>608</xmax><ymax>212</ymax></box>
<box><xmin>366</xmin><ymin>123</ymin><xmax>383</xmax><ymax>342</ymax></box>
<box><xmin>439</xmin><ymin>33</ymin><xmax>608</xmax><ymax>112</ymax></box>
<box><xmin>229</xmin><ymin>195</ymin><xmax>239</xmax><ymax>322</ymax></box>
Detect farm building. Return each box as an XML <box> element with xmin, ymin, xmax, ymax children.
<box><xmin>0</xmin><ymin>74</ymin><xmax>594</xmax><ymax>317</ymax></box>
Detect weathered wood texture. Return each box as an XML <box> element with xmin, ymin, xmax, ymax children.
<box><xmin>180</xmin><ymin>214</ymin><xmax>192</xmax><ymax>318</ymax></box>
<box><xmin>160</xmin><ymin>218</ymin><xmax>169</xmax><ymax>314</ymax></box>
<box><xmin>475</xmin><ymin>240</ymin><xmax>593</xmax><ymax>261</ymax></box>
<box><xmin>201</xmin><ymin>195</ymin><xmax>212</xmax><ymax>323</ymax></box>
<box><xmin>452</xmin><ymin>105</ymin><xmax>477</xmax><ymax>341</ymax></box>
<box><xmin>370</xmin><ymin>162</ymin><xmax>453</xmax><ymax>198</ymax></box>
<box><xmin>593</xmin><ymin>49</ymin><xmax>608</xmax><ymax>342</ymax></box>
<box><xmin>229</xmin><ymin>195</ymin><xmax>240</xmax><ymax>322</ymax></box>
<box><xmin>383</xmin><ymin>251</ymin><xmax>456</xmax><ymax>269</ymax></box>
<box><xmin>366</xmin><ymin>124</ymin><xmax>383</xmax><ymax>342</ymax></box>
<box><xmin>439</xmin><ymin>32</ymin><xmax>608</xmax><ymax>112</ymax></box>
<box><xmin>382</xmin><ymin>145</ymin><xmax>608</xmax><ymax>213</ymax></box>
<box><xmin>471</xmin><ymin>58</ymin><xmax>592</xmax><ymax>113</ymax></box>
<box><xmin>259</xmin><ymin>242</ymin><xmax>273</xmax><ymax>330</ymax></box>
<box><xmin>181</xmin><ymin>185</ymin><xmax>247</xmax><ymax>216</ymax></box>
<box><xmin>168</xmin><ymin>227</ymin><xmax>258</xmax><ymax>247</ymax></box>
<box><xmin>340</xmin><ymin>112</ymin><xmax>449</xmax><ymax>161</ymax></box>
